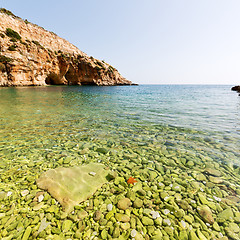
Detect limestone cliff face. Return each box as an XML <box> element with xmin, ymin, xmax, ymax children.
<box><xmin>0</xmin><ymin>9</ymin><xmax>132</xmax><ymax>86</ymax></box>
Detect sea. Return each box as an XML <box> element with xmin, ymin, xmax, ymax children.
<box><xmin>0</xmin><ymin>84</ymin><xmax>239</xmax><ymax>239</ymax></box>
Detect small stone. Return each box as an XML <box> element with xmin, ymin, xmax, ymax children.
<box><xmin>196</xmin><ymin>229</ymin><xmax>208</xmax><ymax>240</ymax></box>
<box><xmin>115</xmin><ymin>213</ymin><xmax>130</xmax><ymax>222</ymax></box>
<box><xmin>195</xmin><ymin>173</ymin><xmax>206</xmax><ymax>181</ymax></box>
<box><xmin>89</xmin><ymin>172</ymin><xmax>96</xmax><ymax>176</ymax></box>
<box><xmin>163</xmin><ymin>218</ymin><xmax>171</xmax><ymax>226</ymax></box>
<box><xmin>218</xmin><ymin>208</ymin><xmax>234</xmax><ymax>221</ymax></box>
<box><xmin>113</xmin><ymin>226</ymin><xmax>120</xmax><ymax>238</ymax></box>
<box><xmin>229</xmin><ymin>222</ymin><xmax>240</xmax><ymax>233</ymax></box>
<box><xmin>142</xmin><ymin>216</ymin><xmax>154</xmax><ymax>226</ymax></box>
<box><xmin>213</xmin><ymin>222</ymin><xmax>221</xmax><ymax>231</ymax></box>
<box><xmin>107</xmin><ymin>203</ymin><xmax>113</xmax><ymax>211</ymax></box>
<box><xmin>101</xmin><ymin>229</ymin><xmax>108</xmax><ymax>239</ymax></box>
<box><xmin>120</xmin><ymin>222</ymin><xmax>130</xmax><ymax>230</ymax></box>
<box><xmin>7</xmin><ymin>191</ymin><xmax>12</xmax><ymax>197</ymax></box>
<box><xmin>225</xmin><ymin>227</ymin><xmax>239</xmax><ymax>240</ymax></box>
<box><xmin>189</xmin><ymin>230</ymin><xmax>199</xmax><ymax>240</ymax></box>
<box><xmin>62</xmin><ymin>219</ymin><xmax>73</xmax><ymax>232</ymax></box>
<box><xmin>179</xmin><ymin>230</ymin><xmax>188</xmax><ymax>240</ymax></box>
<box><xmin>163</xmin><ymin>209</ymin><xmax>170</xmax><ymax>215</ymax></box>
<box><xmin>131</xmin><ymin>229</ymin><xmax>137</xmax><ymax>237</ymax></box>
<box><xmin>151</xmin><ymin>211</ymin><xmax>160</xmax><ymax>219</ymax></box>
<box><xmin>197</xmin><ymin>205</ymin><xmax>214</xmax><ymax>224</ymax></box>
<box><xmin>38</xmin><ymin>194</ymin><xmax>44</xmax><ymax>202</ymax></box>
<box><xmin>208</xmin><ymin>176</ymin><xmax>223</xmax><ymax>184</ymax></box>
<box><xmin>117</xmin><ymin>198</ymin><xmax>131</xmax><ymax>210</ymax></box>
<box><xmin>93</xmin><ymin>210</ymin><xmax>102</xmax><ymax>221</ymax></box>
<box><xmin>22</xmin><ymin>226</ymin><xmax>32</xmax><ymax>240</ymax></box>
<box><xmin>204</xmin><ymin>168</ymin><xmax>222</xmax><ymax>177</ymax></box>
<box><xmin>21</xmin><ymin>189</ymin><xmax>29</xmax><ymax>197</ymax></box>
<box><xmin>133</xmin><ymin>198</ymin><xmax>143</xmax><ymax>208</ymax></box>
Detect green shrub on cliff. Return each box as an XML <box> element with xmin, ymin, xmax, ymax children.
<box><xmin>0</xmin><ymin>63</ymin><xmax>5</xmax><ymax>72</ymax></box>
<box><xmin>6</xmin><ymin>28</ymin><xmax>21</xmax><ymax>40</ymax></box>
<box><xmin>0</xmin><ymin>55</ymin><xmax>12</xmax><ymax>63</ymax></box>
<box><xmin>8</xmin><ymin>45</ymin><xmax>17</xmax><ymax>51</ymax></box>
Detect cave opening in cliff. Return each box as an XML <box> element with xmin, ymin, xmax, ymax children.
<box><xmin>45</xmin><ymin>73</ymin><xmax>63</xmax><ymax>85</ymax></box>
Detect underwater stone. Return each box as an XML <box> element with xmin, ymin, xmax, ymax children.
<box><xmin>197</xmin><ymin>205</ymin><xmax>214</xmax><ymax>225</ymax></box>
<box><xmin>204</xmin><ymin>168</ymin><xmax>222</xmax><ymax>177</ymax></box>
<box><xmin>141</xmin><ymin>216</ymin><xmax>154</xmax><ymax>226</ymax></box>
<box><xmin>36</xmin><ymin>163</ymin><xmax>109</xmax><ymax>213</ymax></box>
<box><xmin>93</xmin><ymin>210</ymin><xmax>102</xmax><ymax>221</ymax></box>
<box><xmin>133</xmin><ymin>198</ymin><xmax>143</xmax><ymax>208</ymax></box>
<box><xmin>107</xmin><ymin>203</ymin><xmax>113</xmax><ymax>211</ymax></box>
<box><xmin>218</xmin><ymin>208</ymin><xmax>234</xmax><ymax>221</ymax></box>
<box><xmin>115</xmin><ymin>213</ymin><xmax>130</xmax><ymax>222</ymax></box>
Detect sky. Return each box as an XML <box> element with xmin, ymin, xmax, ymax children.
<box><xmin>1</xmin><ymin>0</ymin><xmax>240</xmax><ymax>85</ymax></box>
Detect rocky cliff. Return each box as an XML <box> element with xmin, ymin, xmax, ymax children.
<box><xmin>0</xmin><ymin>9</ymin><xmax>132</xmax><ymax>86</ymax></box>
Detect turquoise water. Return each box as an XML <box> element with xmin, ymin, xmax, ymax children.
<box><xmin>0</xmin><ymin>84</ymin><xmax>240</xmax><ymax>239</ymax></box>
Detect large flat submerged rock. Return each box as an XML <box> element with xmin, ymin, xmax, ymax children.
<box><xmin>36</xmin><ymin>163</ymin><xmax>110</xmax><ymax>213</ymax></box>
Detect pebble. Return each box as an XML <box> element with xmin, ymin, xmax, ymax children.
<box><xmin>21</xmin><ymin>189</ymin><xmax>29</xmax><ymax>197</ymax></box>
<box><xmin>117</xmin><ymin>198</ymin><xmax>131</xmax><ymax>210</ymax></box>
<box><xmin>131</xmin><ymin>229</ymin><xmax>137</xmax><ymax>237</ymax></box>
<box><xmin>107</xmin><ymin>203</ymin><xmax>113</xmax><ymax>211</ymax></box>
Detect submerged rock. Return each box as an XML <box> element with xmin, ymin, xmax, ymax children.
<box><xmin>197</xmin><ymin>205</ymin><xmax>214</xmax><ymax>224</ymax></box>
<box><xmin>36</xmin><ymin>163</ymin><xmax>109</xmax><ymax>213</ymax></box>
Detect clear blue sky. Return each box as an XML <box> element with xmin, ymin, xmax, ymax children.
<box><xmin>1</xmin><ymin>0</ymin><xmax>240</xmax><ymax>84</ymax></box>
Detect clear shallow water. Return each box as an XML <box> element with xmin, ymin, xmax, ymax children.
<box><xmin>0</xmin><ymin>84</ymin><xmax>240</xmax><ymax>239</ymax></box>
<box><xmin>0</xmin><ymin>85</ymin><xmax>239</xmax><ymax>167</ymax></box>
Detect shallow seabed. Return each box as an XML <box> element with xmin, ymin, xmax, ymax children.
<box><xmin>0</xmin><ymin>85</ymin><xmax>239</xmax><ymax>240</ymax></box>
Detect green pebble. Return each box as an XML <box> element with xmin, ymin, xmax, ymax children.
<box><xmin>101</xmin><ymin>229</ymin><xmax>108</xmax><ymax>239</ymax></box>
<box><xmin>189</xmin><ymin>230</ymin><xmax>199</xmax><ymax>240</ymax></box>
<box><xmin>179</xmin><ymin>230</ymin><xmax>188</xmax><ymax>240</ymax></box>
<box><xmin>62</xmin><ymin>219</ymin><xmax>72</xmax><ymax>232</ymax></box>
<box><xmin>225</xmin><ymin>227</ymin><xmax>240</xmax><ymax>240</ymax></box>
<box><xmin>218</xmin><ymin>208</ymin><xmax>234</xmax><ymax>221</ymax></box>
<box><xmin>105</xmin><ymin>211</ymin><xmax>114</xmax><ymax>220</ymax></box>
<box><xmin>229</xmin><ymin>222</ymin><xmax>240</xmax><ymax>233</ymax></box>
<box><xmin>213</xmin><ymin>222</ymin><xmax>220</xmax><ymax>231</ymax></box>
<box><xmin>133</xmin><ymin>198</ymin><xmax>143</xmax><ymax>208</ymax></box>
<box><xmin>22</xmin><ymin>226</ymin><xmax>32</xmax><ymax>240</ymax></box>
<box><xmin>141</xmin><ymin>216</ymin><xmax>154</xmax><ymax>226</ymax></box>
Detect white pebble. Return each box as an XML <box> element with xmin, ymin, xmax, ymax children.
<box><xmin>213</xmin><ymin>196</ymin><xmax>221</xmax><ymax>202</ymax></box>
<box><xmin>89</xmin><ymin>172</ymin><xmax>96</xmax><ymax>176</ymax></box>
<box><xmin>164</xmin><ymin>196</ymin><xmax>170</xmax><ymax>201</ymax></box>
<box><xmin>7</xmin><ymin>191</ymin><xmax>12</xmax><ymax>197</ymax></box>
<box><xmin>151</xmin><ymin>211</ymin><xmax>160</xmax><ymax>219</ymax></box>
<box><xmin>180</xmin><ymin>220</ymin><xmax>187</xmax><ymax>229</ymax></box>
<box><xmin>107</xmin><ymin>203</ymin><xmax>113</xmax><ymax>211</ymax></box>
<box><xmin>163</xmin><ymin>209</ymin><xmax>170</xmax><ymax>215</ymax></box>
<box><xmin>21</xmin><ymin>190</ymin><xmax>29</xmax><ymax>197</ymax></box>
<box><xmin>131</xmin><ymin>229</ymin><xmax>137</xmax><ymax>237</ymax></box>
<box><xmin>38</xmin><ymin>195</ymin><xmax>44</xmax><ymax>202</ymax></box>
<box><xmin>163</xmin><ymin>218</ymin><xmax>171</xmax><ymax>226</ymax></box>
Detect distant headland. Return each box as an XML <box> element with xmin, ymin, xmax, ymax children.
<box><xmin>0</xmin><ymin>8</ymin><xmax>133</xmax><ymax>86</ymax></box>
<box><xmin>231</xmin><ymin>85</ymin><xmax>240</xmax><ymax>93</ymax></box>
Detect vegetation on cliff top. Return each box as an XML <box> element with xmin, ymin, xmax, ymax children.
<box><xmin>5</xmin><ymin>28</ymin><xmax>21</xmax><ymax>40</ymax></box>
<box><xmin>0</xmin><ymin>8</ymin><xmax>17</xmax><ymax>18</ymax></box>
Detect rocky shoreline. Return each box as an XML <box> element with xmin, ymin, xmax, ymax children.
<box><xmin>0</xmin><ymin>9</ymin><xmax>132</xmax><ymax>87</ymax></box>
<box><xmin>231</xmin><ymin>86</ymin><xmax>240</xmax><ymax>94</ymax></box>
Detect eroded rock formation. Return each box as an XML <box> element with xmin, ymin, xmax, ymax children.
<box><xmin>0</xmin><ymin>9</ymin><xmax>132</xmax><ymax>86</ymax></box>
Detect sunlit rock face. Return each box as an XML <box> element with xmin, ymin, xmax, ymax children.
<box><xmin>0</xmin><ymin>10</ymin><xmax>132</xmax><ymax>86</ymax></box>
